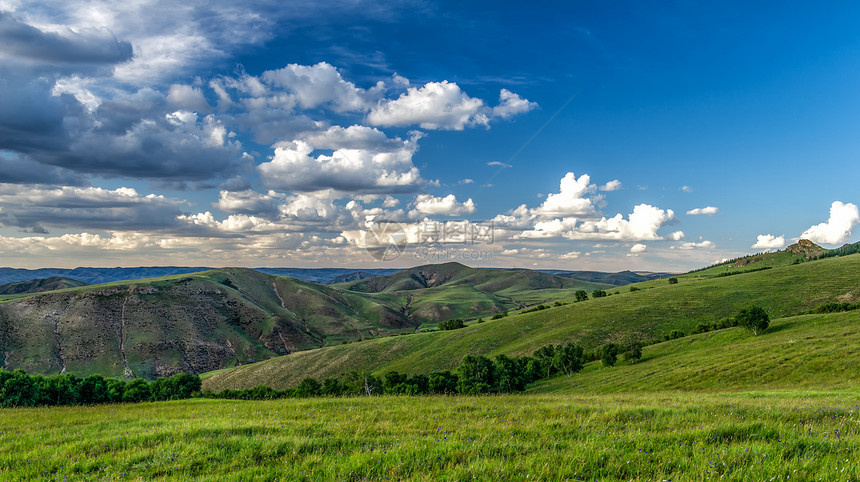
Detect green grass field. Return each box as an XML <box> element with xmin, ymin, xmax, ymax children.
<box><xmin>2</xmin><ymin>391</ymin><xmax>858</xmax><ymax>480</ymax></box>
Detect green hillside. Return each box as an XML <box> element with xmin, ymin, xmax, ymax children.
<box><xmin>530</xmin><ymin>310</ymin><xmax>860</xmax><ymax>393</ymax></box>
<box><xmin>335</xmin><ymin>262</ymin><xmax>611</xmax><ymax>324</ymax></box>
<box><xmin>684</xmin><ymin>239</ymin><xmax>832</xmax><ymax>279</ymax></box>
<box><xmin>203</xmin><ymin>251</ymin><xmax>860</xmax><ymax>391</ymax></box>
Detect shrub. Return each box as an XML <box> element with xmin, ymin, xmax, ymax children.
<box><xmin>592</xmin><ymin>289</ymin><xmax>608</xmax><ymax>299</ymax></box>
<box><xmin>574</xmin><ymin>290</ymin><xmax>588</xmax><ymax>302</ymax></box>
<box><xmin>668</xmin><ymin>277</ymin><xmax>679</xmax><ymax>284</ymax></box>
<box><xmin>600</xmin><ymin>343</ymin><xmax>619</xmax><ymax>367</ymax></box>
<box><xmin>622</xmin><ymin>342</ymin><xmax>643</xmax><ymax>363</ymax></box>
<box><xmin>438</xmin><ymin>318</ymin><xmax>465</xmax><ymax>330</ymax></box>
<box><xmin>736</xmin><ymin>306</ymin><xmax>769</xmax><ymax>335</ymax></box>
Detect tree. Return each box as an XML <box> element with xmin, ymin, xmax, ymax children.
<box><xmin>105</xmin><ymin>378</ymin><xmax>126</xmax><ymax>403</ymax></box>
<box><xmin>321</xmin><ymin>377</ymin><xmax>345</xmax><ymax>396</ymax></box>
<box><xmin>456</xmin><ymin>355</ymin><xmax>496</xmax><ymax>394</ymax></box>
<box><xmin>592</xmin><ymin>289</ymin><xmax>607</xmax><ymax>298</ymax></box>
<box><xmin>122</xmin><ymin>378</ymin><xmax>151</xmax><ymax>403</ymax></box>
<box><xmin>668</xmin><ymin>277</ymin><xmax>679</xmax><ymax>285</ymax></box>
<box><xmin>494</xmin><ymin>354</ymin><xmax>526</xmax><ymax>393</ymax></box>
<box><xmin>382</xmin><ymin>371</ymin><xmax>408</xmax><ymax>394</ymax></box>
<box><xmin>532</xmin><ymin>345</ymin><xmax>557</xmax><ymax>378</ymax></box>
<box><xmin>0</xmin><ymin>370</ymin><xmax>38</xmax><ymax>408</ymax></box>
<box><xmin>406</xmin><ymin>374</ymin><xmax>430</xmax><ymax>394</ymax></box>
<box><xmin>79</xmin><ymin>375</ymin><xmax>109</xmax><ymax>404</ymax></box>
<box><xmin>574</xmin><ymin>290</ymin><xmax>588</xmax><ymax>302</ymax></box>
<box><xmin>553</xmin><ymin>343</ymin><xmax>585</xmax><ymax>377</ymax></box>
<box><xmin>54</xmin><ymin>374</ymin><xmax>82</xmax><ymax>405</ymax></box>
<box><xmin>439</xmin><ymin>319</ymin><xmax>465</xmax><ymax>330</ymax></box>
<box><xmin>622</xmin><ymin>342</ymin><xmax>643</xmax><ymax>363</ymax></box>
<box><xmin>600</xmin><ymin>343</ymin><xmax>619</xmax><ymax>367</ymax></box>
<box><xmin>295</xmin><ymin>377</ymin><xmax>322</xmax><ymax>397</ymax></box>
<box><xmin>170</xmin><ymin>373</ymin><xmax>202</xmax><ymax>398</ymax></box>
<box><xmin>736</xmin><ymin>306</ymin><xmax>770</xmax><ymax>335</ymax></box>
<box><xmin>428</xmin><ymin>371</ymin><xmax>458</xmax><ymax>394</ymax></box>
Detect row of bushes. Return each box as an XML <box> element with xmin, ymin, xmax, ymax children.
<box><xmin>0</xmin><ymin>370</ymin><xmax>201</xmax><ymax>408</ymax></box>
<box><xmin>806</xmin><ymin>302</ymin><xmax>859</xmax><ymax>314</ymax></box>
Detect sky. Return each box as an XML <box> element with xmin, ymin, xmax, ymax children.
<box><xmin>1</xmin><ymin>1</ymin><xmax>859</xmax><ymax>271</ymax></box>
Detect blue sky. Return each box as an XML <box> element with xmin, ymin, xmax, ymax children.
<box><xmin>1</xmin><ymin>1</ymin><xmax>858</xmax><ymax>270</ymax></box>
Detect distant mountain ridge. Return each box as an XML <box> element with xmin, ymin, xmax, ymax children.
<box><xmin>0</xmin><ymin>266</ymin><xmax>664</xmax><ymax>288</ymax></box>
<box><xmin>0</xmin><ymin>277</ymin><xmax>89</xmax><ymax>295</ymax></box>
<box><xmin>537</xmin><ymin>270</ymin><xmax>673</xmax><ymax>286</ymax></box>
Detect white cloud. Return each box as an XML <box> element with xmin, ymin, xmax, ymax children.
<box><xmin>669</xmin><ymin>231</ymin><xmax>685</xmax><ymax>241</ymax></box>
<box><xmin>681</xmin><ymin>185</ymin><xmax>693</xmax><ymax>192</ymax></box>
<box><xmin>800</xmin><ymin>201</ymin><xmax>860</xmax><ymax>245</ymax></box>
<box><xmin>679</xmin><ymin>240</ymin><xmax>715</xmax><ymax>250</ymax></box>
<box><xmin>532</xmin><ymin>172</ymin><xmax>597</xmax><ymax>217</ymax></box>
<box><xmin>368</xmin><ymin>81</ymin><xmax>535</xmax><ymax>130</ymax></box>
<box><xmin>368</xmin><ymin>81</ymin><xmax>485</xmax><ymax>130</ymax></box>
<box><xmin>488</xmin><ymin>161</ymin><xmax>512</xmax><ymax>168</ymax></box>
<box><xmin>751</xmin><ymin>234</ymin><xmax>785</xmax><ymax>250</ymax></box>
<box><xmin>410</xmin><ymin>194</ymin><xmax>476</xmax><ymax>217</ymax></box>
<box><xmin>686</xmin><ymin>206</ymin><xmax>719</xmax><ymax>216</ymax></box>
<box><xmin>261</xmin><ymin>62</ymin><xmax>367</xmax><ymax>112</ymax></box>
<box><xmin>492</xmin><ymin>89</ymin><xmax>538</xmax><ymax>119</ymax></box>
<box><xmin>630</xmin><ymin>243</ymin><xmax>647</xmax><ymax>253</ymax></box>
<box><xmin>258</xmin><ymin>128</ymin><xmax>424</xmax><ymax>194</ymax></box>
<box><xmin>599</xmin><ymin>180</ymin><xmax>622</xmax><ymax>192</ymax></box>
<box><xmin>519</xmin><ymin>204</ymin><xmax>676</xmax><ymax>241</ymax></box>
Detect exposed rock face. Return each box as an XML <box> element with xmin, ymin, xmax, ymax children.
<box><xmin>786</xmin><ymin>239</ymin><xmax>825</xmax><ymax>258</ymax></box>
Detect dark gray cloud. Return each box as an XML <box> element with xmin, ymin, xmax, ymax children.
<box><xmin>0</xmin><ymin>184</ymin><xmax>235</xmax><ymax>237</ymax></box>
<box><xmin>0</xmin><ymin>12</ymin><xmax>133</xmax><ymax>64</ymax></box>
<box><xmin>0</xmin><ymin>154</ymin><xmax>89</xmax><ymax>186</ymax></box>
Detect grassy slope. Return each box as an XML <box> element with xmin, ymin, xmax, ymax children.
<box><xmin>531</xmin><ymin>310</ymin><xmax>860</xmax><ymax>393</ymax></box>
<box><xmin>203</xmin><ymin>254</ymin><xmax>860</xmax><ymax>390</ymax></box>
<box><xmin>2</xmin><ymin>392</ymin><xmax>859</xmax><ymax>480</ymax></box>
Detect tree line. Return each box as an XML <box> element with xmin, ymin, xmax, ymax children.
<box><xmin>0</xmin><ymin>371</ymin><xmax>201</xmax><ymax>408</ymax></box>
<box><xmin>205</xmin><ymin>339</ymin><xmax>647</xmax><ymax>400</ymax></box>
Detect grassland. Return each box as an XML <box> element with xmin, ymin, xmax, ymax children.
<box><xmin>2</xmin><ymin>391</ymin><xmax>858</xmax><ymax>480</ymax></box>
<box><xmin>530</xmin><ymin>311</ymin><xmax>860</xmax><ymax>394</ymax></box>
<box><xmin>204</xmin><ymin>254</ymin><xmax>860</xmax><ymax>390</ymax></box>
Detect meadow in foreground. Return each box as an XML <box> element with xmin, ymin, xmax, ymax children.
<box><xmin>1</xmin><ymin>391</ymin><xmax>858</xmax><ymax>481</ymax></box>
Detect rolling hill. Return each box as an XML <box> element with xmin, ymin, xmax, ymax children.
<box><xmin>0</xmin><ymin>264</ymin><xmax>590</xmax><ymax>379</ymax></box>
<box><xmin>334</xmin><ymin>262</ymin><xmax>612</xmax><ymax>324</ymax></box>
<box><xmin>202</xmin><ymin>245</ymin><xmax>860</xmax><ymax>391</ymax></box>
<box><xmin>0</xmin><ymin>277</ymin><xmax>88</xmax><ymax>295</ymax></box>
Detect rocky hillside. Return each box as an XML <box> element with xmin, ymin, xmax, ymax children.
<box><xmin>0</xmin><ymin>268</ymin><xmax>412</xmax><ymax>379</ymax></box>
